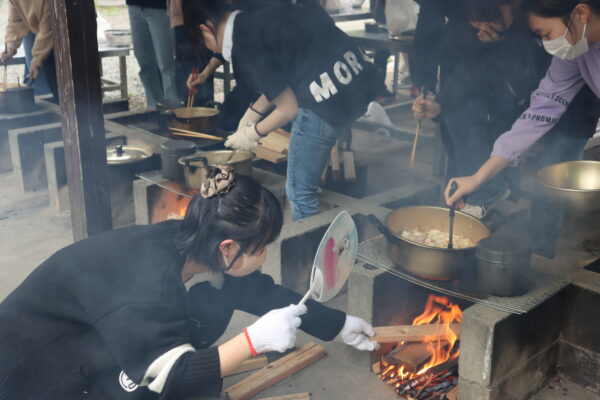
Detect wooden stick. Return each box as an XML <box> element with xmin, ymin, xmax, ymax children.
<box><xmin>225</xmin><ymin>355</ymin><xmax>269</xmax><ymax>377</ymax></box>
<box><xmin>342</xmin><ymin>151</ymin><xmax>356</xmax><ymax>181</ymax></box>
<box><xmin>253</xmin><ymin>146</ymin><xmax>287</xmax><ymax>163</ymax></box>
<box><xmin>372</xmin><ymin>324</ymin><xmax>461</xmax><ymax>344</ymax></box>
<box><xmin>330</xmin><ymin>144</ymin><xmax>341</xmax><ymax>180</ymax></box>
<box><xmin>169</xmin><ymin>127</ymin><xmax>224</xmax><ymax>141</ymax></box>
<box><xmin>258</xmin><ymin>394</ymin><xmax>310</xmax><ymax>400</ymax></box>
<box><xmin>409</xmin><ymin>89</ymin><xmax>428</xmax><ymax>168</ymax></box>
<box><xmin>446</xmin><ymin>386</ymin><xmax>458</xmax><ymax>400</ymax></box>
<box><xmin>225</xmin><ymin>342</ymin><xmax>326</xmax><ymax>400</ymax></box>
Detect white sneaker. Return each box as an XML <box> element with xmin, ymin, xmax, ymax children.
<box><xmin>460</xmin><ymin>188</ymin><xmax>511</xmax><ymax>220</ymax></box>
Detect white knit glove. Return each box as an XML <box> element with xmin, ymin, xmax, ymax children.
<box><xmin>225</xmin><ymin>125</ymin><xmax>261</xmax><ymax>151</ymax></box>
<box><xmin>339</xmin><ymin>315</ymin><xmax>378</xmax><ymax>351</ymax></box>
<box><xmin>244</xmin><ymin>304</ymin><xmax>307</xmax><ymax>355</ymax></box>
<box><xmin>237</xmin><ymin>106</ymin><xmax>263</xmax><ymax>131</ymax></box>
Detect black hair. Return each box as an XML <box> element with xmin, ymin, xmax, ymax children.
<box><xmin>522</xmin><ymin>0</ymin><xmax>600</xmax><ymax>21</ymax></box>
<box><xmin>175</xmin><ymin>172</ymin><xmax>283</xmax><ymax>273</ymax></box>
<box><xmin>182</xmin><ymin>0</ymin><xmax>238</xmax><ymax>50</ymax></box>
<box><xmin>463</xmin><ymin>0</ymin><xmax>517</xmax><ymax>23</ymax></box>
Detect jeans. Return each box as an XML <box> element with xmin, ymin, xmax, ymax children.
<box><xmin>128</xmin><ymin>5</ymin><xmax>178</xmax><ymax>108</ymax></box>
<box><xmin>173</xmin><ymin>25</ymin><xmax>213</xmax><ymax>107</ymax></box>
<box><xmin>286</xmin><ymin>108</ymin><xmax>342</xmax><ymax>221</ymax></box>
<box><xmin>444</xmin><ymin>96</ymin><xmax>520</xmax><ymax>205</ymax></box>
<box><xmin>22</xmin><ymin>32</ymin><xmax>52</xmax><ymax>95</ymax></box>
<box><xmin>526</xmin><ymin>134</ymin><xmax>588</xmax><ymax>257</ymax></box>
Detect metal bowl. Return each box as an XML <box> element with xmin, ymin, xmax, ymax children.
<box><xmin>537</xmin><ymin>160</ymin><xmax>600</xmax><ymax>214</ymax></box>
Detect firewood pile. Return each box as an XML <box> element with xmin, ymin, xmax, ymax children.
<box><xmin>374</xmin><ymin>359</ymin><xmax>458</xmax><ymax>400</ymax></box>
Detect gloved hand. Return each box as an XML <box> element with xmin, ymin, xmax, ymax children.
<box><xmin>339</xmin><ymin>315</ymin><xmax>378</xmax><ymax>351</ymax></box>
<box><xmin>244</xmin><ymin>304</ymin><xmax>307</xmax><ymax>355</ymax></box>
<box><xmin>237</xmin><ymin>106</ymin><xmax>263</xmax><ymax>131</ymax></box>
<box><xmin>225</xmin><ymin>125</ymin><xmax>261</xmax><ymax>151</ymax></box>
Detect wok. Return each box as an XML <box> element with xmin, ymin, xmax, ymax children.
<box><xmin>369</xmin><ymin>206</ymin><xmax>490</xmax><ymax>280</ymax></box>
<box><xmin>538</xmin><ymin>160</ymin><xmax>600</xmax><ymax>214</ymax></box>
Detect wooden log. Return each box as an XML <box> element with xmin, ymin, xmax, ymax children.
<box><xmin>225</xmin><ymin>343</ymin><xmax>325</xmax><ymax>400</ymax></box>
<box><xmin>373</xmin><ymin>324</ymin><xmax>461</xmax><ymax>344</ymax></box>
<box><xmin>330</xmin><ymin>145</ymin><xmax>341</xmax><ymax>180</ymax></box>
<box><xmin>253</xmin><ymin>146</ymin><xmax>287</xmax><ymax>164</ymax></box>
<box><xmin>446</xmin><ymin>386</ymin><xmax>458</xmax><ymax>400</ymax></box>
<box><xmin>50</xmin><ymin>0</ymin><xmax>112</xmax><ymax>240</ymax></box>
<box><xmin>226</xmin><ymin>356</ymin><xmax>269</xmax><ymax>377</ymax></box>
<box><xmin>342</xmin><ymin>151</ymin><xmax>356</xmax><ymax>181</ymax></box>
<box><xmin>387</xmin><ymin>342</ymin><xmax>440</xmax><ymax>373</ymax></box>
<box><xmin>372</xmin><ymin>361</ymin><xmax>382</xmax><ymax>375</ymax></box>
<box><xmin>258</xmin><ymin>393</ymin><xmax>310</xmax><ymax>400</ymax></box>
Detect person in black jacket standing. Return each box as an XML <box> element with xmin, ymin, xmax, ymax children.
<box><xmin>0</xmin><ymin>168</ymin><xmax>375</xmax><ymax>400</ymax></box>
<box><xmin>127</xmin><ymin>0</ymin><xmax>179</xmax><ymax>108</ymax></box>
<box><xmin>185</xmin><ymin>0</ymin><xmax>384</xmax><ymax>221</ymax></box>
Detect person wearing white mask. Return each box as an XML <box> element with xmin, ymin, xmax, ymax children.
<box><xmin>444</xmin><ymin>0</ymin><xmax>600</xmax><ymax>209</ymax></box>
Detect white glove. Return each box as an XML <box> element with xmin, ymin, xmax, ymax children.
<box><xmin>237</xmin><ymin>106</ymin><xmax>263</xmax><ymax>131</ymax></box>
<box><xmin>245</xmin><ymin>304</ymin><xmax>307</xmax><ymax>354</ymax></box>
<box><xmin>225</xmin><ymin>125</ymin><xmax>261</xmax><ymax>151</ymax></box>
<box><xmin>339</xmin><ymin>315</ymin><xmax>378</xmax><ymax>351</ymax></box>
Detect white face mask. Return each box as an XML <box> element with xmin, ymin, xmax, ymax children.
<box><xmin>543</xmin><ymin>14</ymin><xmax>589</xmax><ymax>60</ymax></box>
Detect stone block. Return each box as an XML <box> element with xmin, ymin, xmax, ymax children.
<box><xmin>562</xmin><ymin>271</ymin><xmax>600</xmax><ymax>353</ymax></box>
<box><xmin>0</xmin><ymin>104</ymin><xmax>60</xmax><ymax>172</ymax></box>
<box><xmin>459</xmin><ymin>292</ymin><xmax>564</xmax><ymax>387</ymax></box>
<box><xmin>558</xmin><ymin>342</ymin><xmax>600</xmax><ymax>394</ymax></box>
<box><xmin>9</xmin><ymin>123</ymin><xmax>62</xmax><ymax>191</ymax></box>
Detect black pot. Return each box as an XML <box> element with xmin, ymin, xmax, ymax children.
<box><xmin>475</xmin><ymin>235</ymin><xmax>531</xmax><ymax>296</ymax></box>
<box><xmin>6</xmin><ymin>86</ymin><xmax>35</xmax><ymax>113</ymax></box>
<box><xmin>160</xmin><ymin>140</ymin><xmax>197</xmax><ymax>181</ymax></box>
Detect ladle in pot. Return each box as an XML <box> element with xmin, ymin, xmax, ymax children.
<box><xmin>448</xmin><ymin>181</ymin><xmax>458</xmax><ymax>249</ymax></box>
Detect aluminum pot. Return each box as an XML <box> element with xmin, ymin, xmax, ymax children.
<box><xmin>369</xmin><ymin>206</ymin><xmax>490</xmax><ymax>280</ymax></box>
<box><xmin>178</xmin><ymin>150</ymin><xmax>253</xmax><ymax>191</ymax></box>
<box><xmin>167</xmin><ymin>107</ymin><xmax>220</xmax><ymax>133</ymax></box>
<box><xmin>4</xmin><ymin>86</ymin><xmax>35</xmax><ymax>113</ymax></box>
<box><xmin>537</xmin><ymin>160</ymin><xmax>600</xmax><ymax>214</ymax></box>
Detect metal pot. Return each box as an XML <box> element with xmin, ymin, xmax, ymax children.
<box><xmin>160</xmin><ymin>140</ymin><xmax>197</xmax><ymax>181</ymax></box>
<box><xmin>178</xmin><ymin>150</ymin><xmax>253</xmax><ymax>190</ymax></box>
<box><xmin>369</xmin><ymin>206</ymin><xmax>490</xmax><ymax>280</ymax></box>
<box><xmin>5</xmin><ymin>86</ymin><xmax>35</xmax><ymax>113</ymax></box>
<box><xmin>106</xmin><ymin>144</ymin><xmax>154</xmax><ymax>166</ymax></box>
<box><xmin>167</xmin><ymin>107</ymin><xmax>220</xmax><ymax>133</ymax></box>
<box><xmin>475</xmin><ymin>235</ymin><xmax>531</xmax><ymax>297</ymax></box>
<box><xmin>537</xmin><ymin>160</ymin><xmax>600</xmax><ymax>214</ymax></box>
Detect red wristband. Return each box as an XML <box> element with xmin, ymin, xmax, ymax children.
<box><xmin>243</xmin><ymin>328</ymin><xmax>258</xmax><ymax>357</ymax></box>
<box><xmin>255</xmin><ymin>124</ymin><xmax>268</xmax><ymax>138</ymax></box>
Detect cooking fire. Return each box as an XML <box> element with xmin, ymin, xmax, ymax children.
<box><xmin>374</xmin><ymin>295</ymin><xmax>462</xmax><ymax>399</ymax></box>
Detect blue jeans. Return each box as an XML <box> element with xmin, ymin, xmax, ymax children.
<box><xmin>527</xmin><ymin>134</ymin><xmax>588</xmax><ymax>257</ymax></box>
<box><xmin>128</xmin><ymin>6</ymin><xmax>178</xmax><ymax>108</ymax></box>
<box><xmin>22</xmin><ymin>32</ymin><xmax>52</xmax><ymax>95</ymax></box>
<box><xmin>286</xmin><ymin>109</ymin><xmax>342</xmax><ymax>221</ymax></box>
<box><xmin>444</xmin><ymin>96</ymin><xmax>520</xmax><ymax>205</ymax></box>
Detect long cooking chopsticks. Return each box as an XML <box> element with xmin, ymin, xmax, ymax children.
<box><xmin>186</xmin><ymin>66</ymin><xmax>200</xmax><ymax>110</ymax></box>
<box><xmin>409</xmin><ymin>88</ymin><xmax>427</xmax><ymax>168</ymax></box>
<box><xmin>169</xmin><ymin>127</ymin><xmax>224</xmax><ymax>141</ymax></box>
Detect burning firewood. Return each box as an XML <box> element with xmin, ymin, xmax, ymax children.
<box><xmin>387</xmin><ymin>341</ymin><xmax>451</xmax><ymax>373</ymax></box>
<box><xmin>372</xmin><ymin>324</ymin><xmax>461</xmax><ymax>344</ymax></box>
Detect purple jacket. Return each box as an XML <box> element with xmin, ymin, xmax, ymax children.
<box><xmin>492</xmin><ymin>41</ymin><xmax>600</xmax><ymax>163</ymax></box>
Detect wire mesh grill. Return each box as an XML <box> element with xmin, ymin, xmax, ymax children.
<box><xmin>357</xmin><ymin>236</ymin><xmax>570</xmax><ymax>314</ymax></box>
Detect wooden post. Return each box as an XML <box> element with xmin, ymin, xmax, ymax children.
<box><xmin>49</xmin><ymin>0</ymin><xmax>112</xmax><ymax>240</ymax></box>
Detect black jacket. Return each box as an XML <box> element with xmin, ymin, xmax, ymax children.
<box><xmin>231</xmin><ymin>5</ymin><xmax>384</xmax><ymax>126</ymax></box>
<box><xmin>126</xmin><ymin>0</ymin><xmax>166</xmax><ymax>9</ymax></box>
<box><xmin>0</xmin><ymin>221</ymin><xmax>346</xmax><ymax>400</ymax></box>
<box><xmin>438</xmin><ymin>18</ymin><xmax>600</xmax><ymax>140</ymax></box>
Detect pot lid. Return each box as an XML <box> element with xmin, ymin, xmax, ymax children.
<box><xmin>475</xmin><ymin>234</ymin><xmax>531</xmax><ymax>263</ymax></box>
<box><xmin>106</xmin><ymin>145</ymin><xmax>153</xmax><ymax>165</ymax></box>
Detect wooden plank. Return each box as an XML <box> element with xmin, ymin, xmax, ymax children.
<box><xmin>387</xmin><ymin>342</ymin><xmax>445</xmax><ymax>373</ymax></box>
<box><xmin>226</xmin><ymin>342</ymin><xmax>326</xmax><ymax>400</ymax></box>
<box><xmin>330</xmin><ymin>145</ymin><xmax>341</xmax><ymax>180</ymax></box>
<box><xmin>253</xmin><ymin>146</ymin><xmax>287</xmax><ymax>164</ymax></box>
<box><xmin>258</xmin><ymin>393</ymin><xmax>310</xmax><ymax>400</ymax></box>
<box><xmin>372</xmin><ymin>361</ymin><xmax>382</xmax><ymax>375</ymax></box>
<box><xmin>50</xmin><ymin>0</ymin><xmax>112</xmax><ymax>240</ymax></box>
<box><xmin>259</xmin><ymin>134</ymin><xmax>288</xmax><ymax>154</ymax></box>
<box><xmin>446</xmin><ymin>386</ymin><xmax>458</xmax><ymax>400</ymax></box>
<box><xmin>272</xmin><ymin>128</ymin><xmax>291</xmax><ymax>140</ymax></box>
<box><xmin>342</xmin><ymin>151</ymin><xmax>356</xmax><ymax>181</ymax></box>
<box><xmin>373</xmin><ymin>324</ymin><xmax>461</xmax><ymax>344</ymax></box>
<box><xmin>226</xmin><ymin>356</ymin><xmax>269</xmax><ymax>377</ymax></box>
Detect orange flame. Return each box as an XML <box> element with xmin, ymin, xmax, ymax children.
<box><xmin>412</xmin><ymin>295</ymin><xmax>462</xmax><ymax>374</ymax></box>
